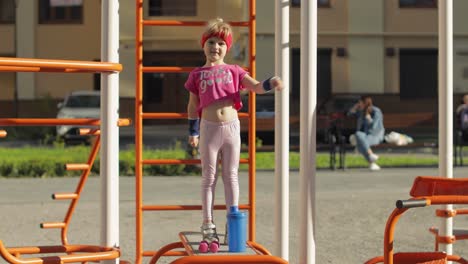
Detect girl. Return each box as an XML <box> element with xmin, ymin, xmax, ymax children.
<box><xmin>185</xmin><ymin>18</ymin><xmax>283</xmax><ymax>253</ymax></box>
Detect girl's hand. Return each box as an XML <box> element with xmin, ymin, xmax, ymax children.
<box><xmin>270</xmin><ymin>77</ymin><xmax>284</xmax><ymax>91</ymax></box>
<box><xmin>189</xmin><ymin>136</ymin><xmax>199</xmax><ymax>147</ymax></box>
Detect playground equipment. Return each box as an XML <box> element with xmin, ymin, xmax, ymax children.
<box><xmin>134</xmin><ymin>0</ymin><xmax>288</xmax><ymax>263</ymax></box>
<box><xmin>0</xmin><ymin>0</ymin><xmax>123</xmax><ymax>258</ymax></box>
<box><xmin>365</xmin><ymin>176</ymin><xmax>468</xmax><ymax>264</ymax></box>
<box><xmin>429</xmin><ymin>208</ymin><xmax>468</xmax><ymax>251</ymax></box>
<box><xmin>40</xmin><ymin>128</ymin><xmax>101</xmax><ymax>246</ymax></box>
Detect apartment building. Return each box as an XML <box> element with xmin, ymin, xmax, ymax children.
<box><xmin>1</xmin><ymin>0</ymin><xmax>468</xmax><ymax>118</ymax></box>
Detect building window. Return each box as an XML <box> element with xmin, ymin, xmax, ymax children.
<box><xmin>292</xmin><ymin>0</ymin><xmax>331</xmax><ymax>8</ymax></box>
<box><xmin>399</xmin><ymin>0</ymin><xmax>437</xmax><ymax>8</ymax></box>
<box><xmin>38</xmin><ymin>0</ymin><xmax>83</xmax><ymax>24</ymax></box>
<box><xmin>0</xmin><ymin>0</ymin><xmax>15</xmax><ymax>24</ymax></box>
<box><xmin>149</xmin><ymin>0</ymin><xmax>196</xmax><ymax>16</ymax></box>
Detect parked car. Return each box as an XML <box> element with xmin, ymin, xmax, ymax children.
<box><xmin>56</xmin><ymin>90</ymin><xmax>100</xmax><ymax>144</ymax></box>
<box><xmin>317</xmin><ymin>94</ymin><xmax>360</xmax><ymax>144</ymax></box>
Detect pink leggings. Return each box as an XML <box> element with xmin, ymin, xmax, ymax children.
<box><xmin>199</xmin><ymin>119</ymin><xmax>241</xmax><ymax>222</ymax></box>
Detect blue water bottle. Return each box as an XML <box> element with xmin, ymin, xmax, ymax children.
<box><xmin>227</xmin><ymin>205</ymin><xmax>247</xmax><ymax>252</ymax></box>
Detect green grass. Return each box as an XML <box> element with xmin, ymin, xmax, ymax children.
<box><xmin>0</xmin><ymin>145</ymin><xmax>443</xmax><ymax>177</ymax></box>
<box><xmin>242</xmin><ymin>151</ymin><xmax>440</xmax><ymax>170</ymax></box>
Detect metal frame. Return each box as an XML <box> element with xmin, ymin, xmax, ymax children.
<box><xmin>133</xmin><ymin>0</ymin><xmax>289</xmax><ymax>263</ymax></box>
<box><xmin>0</xmin><ymin>56</ymin><xmax>122</xmax><ymax>263</ymax></box>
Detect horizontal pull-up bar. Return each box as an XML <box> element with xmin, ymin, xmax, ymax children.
<box><xmin>142</xmin><ymin>20</ymin><xmax>249</xmax><ymax>27</ymax></box>
<box><xmin>0</xmin><ymin>118</ymin><xmax>131</xmax><ymax>127</ymax></box>
<box><xmin>142</xmin><ymin>66</ymin><xmax>250</xmax><ymax>73</ymax></box>
<box><xmin>0</xmin><ymin>57</ymin><xmax>122</xmax><ymax>73</ymax></box>
<box><xmin>141</xmin><ymin>113</ymin><xmax>249</xmax><ymax>120</ymax></box>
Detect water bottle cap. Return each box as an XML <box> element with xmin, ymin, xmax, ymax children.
<box><xmin>230</xmin><ymin>205</ymin><xmax>239</xmax><ymax>213</ymax></box>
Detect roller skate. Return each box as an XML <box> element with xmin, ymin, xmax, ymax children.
<box><xmin>198</xmin><ymin>222</ymin><xmax>220</xmax><ymax>253</ymax></box>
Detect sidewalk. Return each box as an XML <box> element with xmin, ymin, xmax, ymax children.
<box><xmin>2</xmin><ymin>167</ymin><xmax>468</xmax><ymax>263</ymax></box>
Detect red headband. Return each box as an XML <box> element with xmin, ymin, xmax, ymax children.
<box><xmin>201</xmin><ymin>32</ymin><xmax>233</xmax><ymax>51</ymax></box>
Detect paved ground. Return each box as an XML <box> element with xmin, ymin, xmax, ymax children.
<box><xmin>2</xmin><ymin>167</ymin><xmax>468</xmax><ymax>263</ymax></box>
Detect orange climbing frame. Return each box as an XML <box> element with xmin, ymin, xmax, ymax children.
<box><xmin>0</xmin><ymin>57</ymin><xmax>122</xmax><ymax>263</ymax></box>
<box><xmin>134</xmin><ymin>0</ymin><xmax>286</xmax><ymax>263</ymax></box>
<box><xmin>40</xmin><ymin>128</ymin><xmax>101</xmax><ymax>246</ymax></box>
<box><xmin>365</xmin><ymin>176</ymin><xmax>468</xmax><ymax>264</ymax></box>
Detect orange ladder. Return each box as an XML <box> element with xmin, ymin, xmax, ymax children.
<box><xmin>40</xmin><ymin>128</ymin><xmax>101</xmax><ymax>246</ymax></box>
<box><xmin>135</xmin><ymin>1</ymin><xmax>285</xmax><ymax>263</ymax></box>
<box><xmin>0</xmin><ymin>57</ymin><xmax>124</xmax><ymax>263</ymax></box>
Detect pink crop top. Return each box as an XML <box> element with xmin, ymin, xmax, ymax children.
<box><xmin>184</xmin><ymin>64</ymin><xmax>248</xmax><ymax>117</ymax></box>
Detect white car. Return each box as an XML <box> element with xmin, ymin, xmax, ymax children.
<box><xmin>56</xmin><ymin>90</ymin><xmax>101</xmax><ymax>143</ymax></box>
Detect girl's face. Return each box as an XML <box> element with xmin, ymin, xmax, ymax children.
<box><xmin>203</xmin><ymin>36</ymin><xmax>228</xmax><ymax>64</ymax></box>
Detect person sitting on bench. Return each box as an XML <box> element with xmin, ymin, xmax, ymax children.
<box><xmin>347</xmin><ymin>95</ymin><xmax>385</xmax><ymax>171</ymax></box>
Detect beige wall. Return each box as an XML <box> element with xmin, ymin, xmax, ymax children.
<box><xmin>2</xmin><ymin>0</ymin><xmax>468</xmax><ymax>106</ymax></box>
<box><xmin>0</xmin><ymin>72</ymin><xmax>15</xmax><ymax>100</ymax></box>
<box><xmin>35</xmin><ymin>1</ymin><xmax>100</xmax><ymax>98</ymax></box>
<box><xmin>0</xmin><ymin>26</ymin><xmax>14</xmax><ymax>54</ymax></box>
<box><xmin>385</xmin><ymin>1</ymin><xmax>437</xmax><ymax>33</ymax></box>
<box><xmin>0</xmin><ymin>25</ymin><xmax>15</xmax><ymax>100</ymax></box>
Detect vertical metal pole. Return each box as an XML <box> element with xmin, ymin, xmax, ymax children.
<box><xmin>101</xmin><ymin>1</ymin><xmax>120</xmax><ymax>263</ymax></box>
<box><xmin>299</xmin><ymin>0</ymin><xmax>317</xmax><ymax>263</ymax></box>
<box><xmin>274</xmin><ymin>0</ymin><xmax>289</xmax><ymax>260</ymax></box>
<box><xmin>248</xmin><ymin>0</ymin><xmax>257</xmax><ymax>242</ymax></box>
<box><xmin>438</xmin><ymin>0</ymin><xmax>453</xmax><ymax>257</ymax></box>
<box><xmin>135</xmin><ymin>0</ymin><xmax>144</xmax><ymax>263</ymax></box>
<box><xmin>14</xmin><ymin>0</ymin><xmax>19</xmax><ymax>118</ymax></box>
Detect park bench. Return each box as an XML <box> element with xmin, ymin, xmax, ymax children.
<box><xmin>335</xmin><ymin>112</ymin><xmax>438</xmax><ymax>169</ymax></box>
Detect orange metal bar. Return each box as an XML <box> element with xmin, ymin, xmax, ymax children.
<box><xmin>142</xmin><ymin>113</ymin><xmax>188</xmax><ymax>119</ymax></box>
<box><xmin>147</xmin><ymin>242</ymin><xmax>187</xmax><ymax>264</ymax></box>
<box><xmin>143</xmin><ymin>66</ymin><xmax>250</xmax><ymax>73</ymax></box>
<box><xmin>40</xmin><ymin>222</ymin><xmax>66</xmax><ymax>229</ymax></box>
<box><xmin>248</xmin><ymin>0</ymin><xmax>257</xmax><ymax>242</ymax></box>
<box><xmin>247</xmin><ymin>241</ymin><xmax>273</xmax><ymax>256</ymax></box>
<box><xmin>142</xmin><ymin>158</ymin><xmax>249</xmax><ymax>165</ymax></box>
<box><xmin>142</xmin><ymin>112</ymin><xmax>249</xmax><ymax>120</ymax></box>
<box><xmin>0</xmin><ymin>118</ymin><xmax>101</xmax><ymax>126</ymax></box>
<box><xmin>79</xmin><ymin>128</ymin><xmax>101</xmax><ymax>136</ymax></box>
<box><xmin>0</xmin><ymin>130</ymin><xmax>6</xmax><ymax>138</ymax></box>
<box><xmin>142</xmin><ymin>204</ymin><xmax>251</xmax><ymax>211</ymax></box>
<box><xmin>0</xmin><ymin>66</ymin><xmax>110</xmax><ymax>73</ymax></box>
<box><xmin>143</xmin><ymin>66</ymin><xmax>195</xmax><ymax>73</ymax></box>
<box><xmin>52</xmin><ymin>193</ymin><xmax>78</xmax><ymax>200</ymax></box>
<box><xmin>142</xmin><ymin>113</ymin><xmax>249</xmax><ymax>119</ymax></box>
<box><xmin>0</xmin><ymin>241</ymin><xmax>119</xmax><ymax>264</ymax></box>
<box><xmin>135</xmin><ymin>0</ymin><xmax>144</xmax><ymax>263</ymax></box>
<box><xmin>142</xmin><ymin>20</ymin><xmax>249</xmax><ymax>27</ymax></box>
<box><xmin>0</xmin><ymin>118</ymin><xmax>131</xmax><ymax>127</ymax></box>
<box><xmin>0</xmin><ymin>57</ymin><xmax>121</xmax><ymax>73</ymax></box>
<box><xmin>65</xmin><ymin>164</ymin><xmax>90</xmax><ymax>171</ymax></box>
<box><xmin>143</xmin><ymin>250</ymin><xmax>187</xmax><ymax>257</ymax></box>
<box><xmin>118</xmin><ymin>118</ymin><xmax>132</xmax><ymax>126</ymax></box>
<box><xmin>383</xmin><ymin>206</ymin><xmax>412</xmax><ymax>263</ymax></box>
